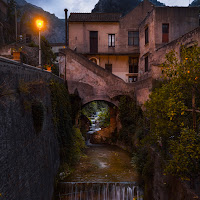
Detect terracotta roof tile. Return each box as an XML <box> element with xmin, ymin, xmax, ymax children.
<box><xmin>69</xmin><ymin>13</ymin><xmax>122</xmax><ymax>22</ymax></box>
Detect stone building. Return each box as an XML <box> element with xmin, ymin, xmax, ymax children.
<box><xmin>138</xmin><ymin>6</ymin><xmax>199</xmax><ymax>81</ymax></box>
<box><xmin>67</xmin><ymin>0</ymin><xmax>199</xmax><ymax>85</ymax></box>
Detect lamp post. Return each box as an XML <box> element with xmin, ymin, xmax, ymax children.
<box><xmin>36</xmin><ymin>19</ymin><xmax>44</xmax><ymax>68</ymax></box>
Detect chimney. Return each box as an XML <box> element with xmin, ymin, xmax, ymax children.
<box><xmin>64</xmin><ymin>8</ymin><xmax>69</xmax><ymax>47</ymax></box>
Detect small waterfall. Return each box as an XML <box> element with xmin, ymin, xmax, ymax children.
<box><xmin>86</xmin><ymin>114</ymin><xmax>101</xmax><ymax>145</ymax></box>
<box><xmin>57</xmin><ymin>182</ymin><xmax>143</xmax><ymax>200</ymax></box>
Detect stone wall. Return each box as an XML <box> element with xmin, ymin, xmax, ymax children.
<box><xmin>0</xmin><ymin>57</ymin><xmax>61</xmax><ymax>200</ymax></box>
<box><xmin>145</xmin><ymin>150</ymin><xmax>200</xmax><ymax>200</ymax></box>
<box><xmin>60</xmin><ymin>48</ymin><xmax>135</xmax><ymax>105</ymax></box>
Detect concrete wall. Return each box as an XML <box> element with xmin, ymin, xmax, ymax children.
<box><xmin>145</xmin><ymin>149</ymin><xmax>200</xmax><ymax>200</ymax></box>
<box><xmin>0</xmin><ymin>57</ymin><xmax>61</xmax><ymax>200</ymax></box>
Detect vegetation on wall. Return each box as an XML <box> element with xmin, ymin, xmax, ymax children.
<box><xmin>49</xmin><ymin>80</ymin><xmax>85</xmax><ymax>175</ymax></box>
<box><xmin>18</xmin><ymin>80</ymin><xmax>46</xmax><ymax>133</ymax></box>
<box><xmin>0</xmin><ymin>79</ymin><xmax>14</xmax><ymax>105</ymax></box>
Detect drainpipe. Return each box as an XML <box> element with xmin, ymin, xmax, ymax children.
<box><xmin>64</xmin><ymin>8</ymin><xmax>68</xmax><ymax>47</ymax></box>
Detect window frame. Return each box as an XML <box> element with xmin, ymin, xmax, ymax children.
<box><xmin>162</xmin><ymin>23</ymin><xmax>169</xmax><ymax>43</ymax></box>
<box><xmin>128</xmin><ymin>31</ymin><xmax>139</xmax><ymax>46</ymax></box>
<box><xmin>129</xmin><ymin>57</ymin><xmax>138</xmax><ymax>73</ymax></box>
<box><xmin>108</xmin><ymin>34</ymin><xmax>115</xmax><ymax>47</ymax></box>
<box><xmin>128</xmin><ymin>76</ymin><xmax>137</xmax><ymax>83</ymax></box>
<box><xmin>145</xmin><ymin>26</ymin><xmax>149</xmax><ymax>45</ymax></box>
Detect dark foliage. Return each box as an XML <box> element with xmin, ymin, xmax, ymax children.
<box><xmin>190</xmin><ymin>0</ymin><xmax>200</xmax><ymax>6</ymax></box>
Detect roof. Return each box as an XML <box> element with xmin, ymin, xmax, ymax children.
<box><xmin>69</xmin><ymin>13</ymin><xmax>122</xmax><ymax>22</ymax></box>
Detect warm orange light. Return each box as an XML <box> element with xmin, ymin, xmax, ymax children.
<box><xmin>36</xmin><ymin>19</ymin><xmax>44</xmax><ymax>30</ymax></box>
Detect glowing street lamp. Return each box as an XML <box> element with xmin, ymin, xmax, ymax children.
<box><xmin>36</xmin><ymin>19</ymin><xmax>44</xmax><ymax>67</ymax></box>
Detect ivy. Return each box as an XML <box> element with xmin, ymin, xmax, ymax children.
<box><xmin>49</xmin><ymin>80</ymin><xmax>85</xmax><ymax>165</ymax></box>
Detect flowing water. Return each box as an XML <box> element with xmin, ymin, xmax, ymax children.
<box><xmin>57</xmin><ymin>114</ymin><xmax>142</xmax><ymax>200</ymax></box>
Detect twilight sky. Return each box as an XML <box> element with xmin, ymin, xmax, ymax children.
<box><xmin>26</xmin><ymin>0</ymin><xmax>192</xmax><ymax>19</ymax></box>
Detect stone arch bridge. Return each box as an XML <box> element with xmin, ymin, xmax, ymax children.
<box><xmin>60</xmin><ymin>48</ymin><xmax>137</xmax><ymax>106</ymax></box>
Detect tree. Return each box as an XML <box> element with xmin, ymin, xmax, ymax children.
<box><xmin>144</xmin><ymin>44</ymin><xmax>200</xmax><ymax>188</ymax></box>
<box><xmin>165</xmin><ymin>128</ymin><xmax>200</xmax><ymax>185</ymax></box>
<box><xmin>41</xmin><ymin>36</ymin><xmax>56</xmax><ymax>65</ymax></box>
<box><xmin>145</xmin><ymin>44</ymin><xmax>200</xmax><ymax>149</ymax></box>
<box><xmin>161</xmin><ymin>44</ymin><xmax>200</xmax><ymax>131</ymax></box>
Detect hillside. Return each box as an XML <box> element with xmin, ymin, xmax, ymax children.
<box><xmin>190</xmin><ymin>0</ymin><xmax>200</xmax><ymax>6</ymax></box>
<box><xmin>92</xmin><ymin>0</ymin><xmax>165</xmax><ymax>15</ymax></box>
<box><xmin>15</xmin><ymin>0</ymin><xmax>65</xmax><ymax>43</ymax></box>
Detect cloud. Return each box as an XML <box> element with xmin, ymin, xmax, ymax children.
<box><xmin>26</xmin><ymin>0</ymin><xmax>99</xmax><ymax>18</ymax></box>
<box><xmin>160</xmin><ymin>0</ymin><xmax>189</xmax><ymax>6</ymax></box>
<box><xmin>26</xmin><ymin>0</ymin><xmax>191</xmax><ymax>19</ymax></box>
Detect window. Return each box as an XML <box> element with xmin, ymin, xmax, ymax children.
<box><xmin>90</xmin><ymin>31</ymin><xmax>98</xmax><ymax>53</ymax></box>
<box><xmin>162</xmin><ymin>23</ymin><xmax>169</xmax><ymax>43</ymax></box>
<box><xmin>105</xmin><ymin>64</ymin><xmax>112</xmax><ymax>73</ymax></box>
<box><xmin>128</xmin><ymin>76</ymin><xmax>137</xmax><ymax>83</ymax></box>
<box><xmin>108</xmin><ymin>34</ymin><xmax>115</xmax><ymax>47</ymax></box>
<box><xmin>145</xmin><ymin>56</ymin><xmax>148</xmax><ymax>72</ymax></box>
<box><xmin>129</xmin><ymin>57</ymin><xmax>138</xmax><ymax>73</ymax></box>
<box><xmin>145</xmin><ymin>27</ymin><xmax>149</xmax><ymax>44</ymax></box>
<box><xmin>128</xmin><ymin>31</ymin><xmax>139</xmax><ymax>46</ymax></box>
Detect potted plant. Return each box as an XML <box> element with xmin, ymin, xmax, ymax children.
<box><xmin>12</xmin><ymin>47</ymin><xmax>23</xmax><ymax>61</ymax></box>
<box><xmin>43</xmin><ymin>64</ymin><xmax>52</xmax><ymax>72</ymax></box>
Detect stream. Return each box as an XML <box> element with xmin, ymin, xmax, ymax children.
<box><xmin>57</xmin><ymin>114</ymin><xmax>143</xmax><ymax>200</ymax></box>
